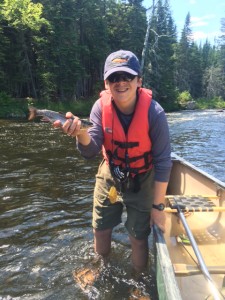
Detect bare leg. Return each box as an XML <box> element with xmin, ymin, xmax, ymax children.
<box><xmin>93</xmin><ymin>228</ymin><xmax>112</xmax><ymax>263</ymax></box>
<box><xmin>73</xmin><ymin>228</ymin><xmax>112</xmax><ymax>288</ymax></box>
<box><xmin>129</xmin><ymin>235</ymin><xmax>149</xmax><ymax>273</ymax></box>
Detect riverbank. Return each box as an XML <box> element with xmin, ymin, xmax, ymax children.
<box><xmin>0</xmin><ymin>95</ymin><xmax>95</xmax><ymax>119</ymax></box>
<box><xmin>0</xmin><ymin>94</ymin><xmax>225</xmax><ymax>119</ymax></box>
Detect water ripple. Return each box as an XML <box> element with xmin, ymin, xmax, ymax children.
<box><xmin>1</xmin><ymin>112</ymin><xmax>224</xmax><ymax>299</ymax></box>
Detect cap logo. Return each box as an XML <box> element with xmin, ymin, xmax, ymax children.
<box><xmin>112</xmin><ymin>58</ymin><xmax>128</xmax><ymax>64</ymax></box>
<box><xmin>104</xmin><ymin>50</ymin><xmax>140</xmax><ymax>80</ymax></box>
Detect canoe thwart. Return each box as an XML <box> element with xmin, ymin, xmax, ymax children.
<box><xmin>165</xmin><ymin>195</ymin><xmax>224</xmax><ymax>212</ymax></box>
<box><xmin>173</xmin><ymin>263</ymin><xmax>225</xmax><ymax>276</ymax></box>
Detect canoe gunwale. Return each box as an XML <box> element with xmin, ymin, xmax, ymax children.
<box><xmin>153</xmin><ymin>225</ymin><xmax>183</xmax><ymax>300</ymax></box>
<box><xmin>171</xmin><ymin>153</ymin><xmax>225</xmax><ymax>191</ymax></box>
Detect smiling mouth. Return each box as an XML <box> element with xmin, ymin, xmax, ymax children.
<box><xmin>116</xmin><ymin>88</ymin><xmax>128</xmax><ymax>93</ymax></box>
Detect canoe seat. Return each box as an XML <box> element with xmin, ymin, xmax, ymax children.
<box><xmin>165</xmin><ymin>195</ymin><xmax>224</xmax><ymax>212</ymax></box>
<box><xmin>173</xmin><ymin>263</ymin><xmax>225</xmax><ymax>276</ymax></box>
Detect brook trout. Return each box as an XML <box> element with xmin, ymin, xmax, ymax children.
<box><xmin>28</xmin><ymin>107</ymin><xmax>93</xmax><ymax>129</ymax></box>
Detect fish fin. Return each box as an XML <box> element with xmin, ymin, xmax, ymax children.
<box><xmin>28</xmin><ymin>106</ymin><xmax>37</xmax><ymax>121</ymax></box>
<box><xmin>59</xmin><ymin>111</ymin><xmax>65</xmax><ymax>115</ymax></box>
<box><xmin>41</xmin><ymin>116</ymin><xmax>50</xmax><ymax>123</ymax></box>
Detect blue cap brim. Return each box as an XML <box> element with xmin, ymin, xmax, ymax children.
<box><xmin>104</xmin><ymin>67</ymin><xmax>138</xmax><ymax>80</ymax></box>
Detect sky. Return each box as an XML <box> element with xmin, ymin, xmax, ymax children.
<box><xmin>143</xmin><ymin>0</ymin><xmax>225</xmax><ymax>44</ymax></box>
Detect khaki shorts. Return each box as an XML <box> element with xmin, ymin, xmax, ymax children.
<box><xmin>92</xmin><ymin>160</ymin><xmax>155</xmax><ymax>240</ymax></box>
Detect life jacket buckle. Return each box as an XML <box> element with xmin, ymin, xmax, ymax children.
<box><xmin>112</xmin><ymin>165</ymin><xmax>129</xmax><ymax>182</ymax></box>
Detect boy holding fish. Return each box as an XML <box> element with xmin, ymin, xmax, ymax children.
<box><xmin>54</xmin><ymin>50</ymin><xmax>172</xmax><ymax>279</ymax></box>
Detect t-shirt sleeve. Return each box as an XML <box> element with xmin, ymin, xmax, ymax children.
<box><xmin>149</xmin><ymin>100</ymin><xmax>172</xmax><ymax>182</ymax></box>
<box><xmin>77</xmin><ymin>99</ymin><xmax>103</xmax><ymax>159</ymax></box>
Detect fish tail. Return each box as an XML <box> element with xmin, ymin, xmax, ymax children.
<box><xmin>28</xmin><ymin>106</ymin><xmax>37</xmax><ymax>121</ymax></box>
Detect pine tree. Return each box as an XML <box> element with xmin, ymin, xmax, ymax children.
<box><xmin>143</xmin><ymin>0</ymin><xmax>177</xmax><ymax>106</ymax></box>
<box><xmin>189</xmin><ymin>42</ymin><xmax>203</xmax><ymax>98</ymax></box>
<box><xmin>175</xmin><ymin>12</ymin><xmax>193</xmax><ymax>93</ymax></box>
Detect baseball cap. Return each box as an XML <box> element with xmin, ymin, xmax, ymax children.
<box><xmin>104</xmin><ymin>50</ymin><xmax>141</xmax><ymax>80</ymax></box>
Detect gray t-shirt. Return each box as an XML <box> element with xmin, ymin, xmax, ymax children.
<box><xmin>77</xmin><ymin>97</ymin><xmax>172</xmax><ymax>182</ymax></box>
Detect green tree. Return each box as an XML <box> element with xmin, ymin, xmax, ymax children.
<box><xmin>105</xmin><ymin>0</ymin><xmax>146</xmax><ymax>56</ymax></box>
<box><xmin>0</xmin><ymin>26</ymin><xmax>8</xmax><ymax>88</ymax></box>
<box><xmin>218</xmin><ymin>17</ymin><xmax>225</xmax><ymax>98</ymax></box>
<box><xmin>0</xmin><ymin>0</ymin><xmax>49</xmax><ymax>98</ymax></box>
<box><xmin>175</xmin><ymin>12</ymin><xmax>193</xmax><ymax>93</ymax></box>
<box><xmin>143</xmin><ymin>0</ymin><xmax>177</xmax><ymax>106</ymax></box>
<box><xmin>201</xmin><ymin>40</ymin><xmax>213</xmax><ymax>71</ymax></box>
<box><xmin>36</xmin><ymin>0</ymin><xmax>110</xmax><ymax>101</ymax></box>
<box><xmin>188</xmin><ymin>42</ymin><xmax>203</xmax><ymax>98</ymax></box>
<box><xmin>203</xmin><ymin>17</ymin><xmax>225</xmax><ymax>99</ymax></box>
<box><xmin>201</xmin><ymin>41</ymin><xmax>218</xmax><ymax>98</ymax></box>
<box><xmin>0</xmin><ymin>0</ymin><xmax>224</xmax><ymax>108</ymax></box>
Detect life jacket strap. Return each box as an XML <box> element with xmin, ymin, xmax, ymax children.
<box><xmin>113</xmin><ymin>141</ymin><xmax>139</xmax><ymax>149</ymax></box>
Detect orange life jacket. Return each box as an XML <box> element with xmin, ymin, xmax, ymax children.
<box><xmin>100</xmin><ymin>87</ymin><xmax>153</xmax><ymax>177</ymax></box>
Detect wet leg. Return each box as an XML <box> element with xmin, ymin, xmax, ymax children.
<box><xmin>93</xmin><ymin>228</ymin><xmax>112</xmax><ymax>263</ymax></box>
<box><xmin>129</xmin><ymin>235</ymin><xmax>148</xmax><ymax>273</ymax></box>
<box><xmin>73</xmin><ymin>228</ymin><xmax>112</xmax><ymax>289</ymax></box>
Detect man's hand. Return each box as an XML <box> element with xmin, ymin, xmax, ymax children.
<box><xmin>53</xmin><ymin>112</ymin><xmax>83</xmax><ymax>137</ymax></box>
<box><xmin>53</xmin><ymin>112</ymin><xmax>91</xmax><ymax>146</ymax></box>
<box><xmin>150</xmin><ymin>209</ymin><xmax>166</xmax><ymax>233</ymax></box>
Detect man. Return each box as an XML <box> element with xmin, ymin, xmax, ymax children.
<box><xmin>57</xmin><ymin>50</ymin><xmax>172</xmax><ymax>273</ymax></box>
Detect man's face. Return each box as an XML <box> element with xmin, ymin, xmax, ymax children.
<box><xmin>104</xmin><ymin>72</ymin><xmax>142</xmax><ymax>106</ymax></box>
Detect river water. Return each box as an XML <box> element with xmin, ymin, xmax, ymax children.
<box><xmin>0</xmin><ymin>110</ymin><xmax>225</xmax><ymax>300</ymax></box>
<box><xmin>167</xmin><ymin>110</ymin><xmax>225</xmax><ymax>183</ymax></box>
